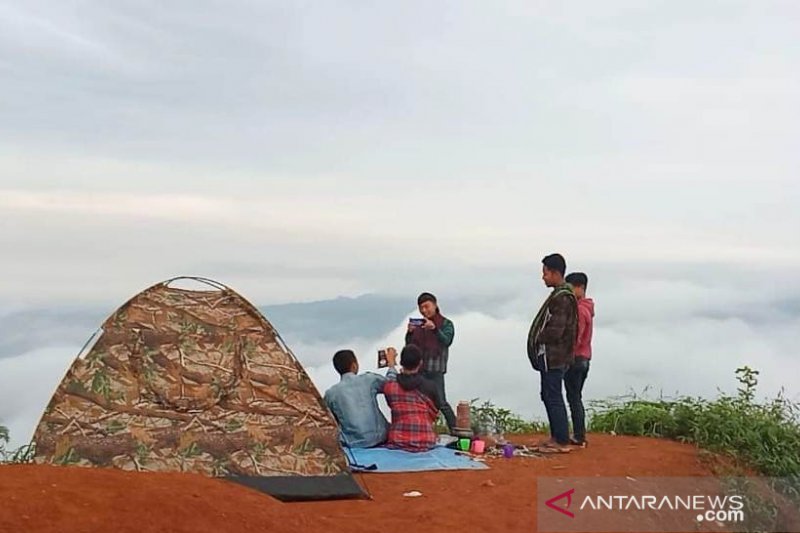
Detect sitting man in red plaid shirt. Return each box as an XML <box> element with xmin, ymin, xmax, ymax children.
<box><xmin>384</xmin><ymin>344</ymin><xmax>441</xmax><ymax>452</ymax></box>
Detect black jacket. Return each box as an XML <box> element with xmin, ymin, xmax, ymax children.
<box><xmin>529</xmin><ymin>290</ymin><xmax>578</xmax><ymax>370</ymax></box>
<box><xmin>397</xmin><ymin>373</ymin><xmax>441</xmax><ymax>406</ymax></box>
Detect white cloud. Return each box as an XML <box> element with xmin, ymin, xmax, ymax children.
<box><xmin>0</xmin><ymin>346</ymin><xmax>77</xmax><ymax>450</ymax></box>
<box><xmin>0</xmin><ymin>189</ymin><xmax>231</xmax><ymax>221</ymax></box>
<box><xmin>1</xmin><ymin>174</ymin><xmax>798</xmax><ymax>307</ymax></box>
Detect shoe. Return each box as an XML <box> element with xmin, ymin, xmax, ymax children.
<box><xmin>569</xmin><ymin>438</ymin><xmax>587</xmax><ymax>448</ymax></box>
<box><xmin>537</xmin><ymin>441</ymin><xmax>571</xmax><ymax>454</ymax></box>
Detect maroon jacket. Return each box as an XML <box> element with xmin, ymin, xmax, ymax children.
<box><xmin>574</xmin><ymin>298</ymin><xmax>595</xmax><ymax>359</ymax></box>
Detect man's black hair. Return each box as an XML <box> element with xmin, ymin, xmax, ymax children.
<box><xmin>332</xmin><ymin>349</ymin><xmax>357</xmax><ymax>375</ymax></box>
<box><xmin>566</xmin><ymin>272</ymin><xmax>588</xmax><ymax>289</ymax></box>
<box><xmin>400</xmin><ymin>344</ymin><xmax>423</xmax><ymax>370</ymax></box>
<box><xmin>417</xmin><ymin>292</ymin><xmax>441</xmax><ymax>314</ymax></box>
<box><xmin>542</xmin><ymin>253</ymin><xmax>567</xmax><ymax>276</ymax></box>
<box><xmin>417</xmin><ymin>292</ymin><xmax>437</xmax><ymax>305</ymax></box>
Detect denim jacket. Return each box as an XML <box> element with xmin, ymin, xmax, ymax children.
<box><xmin>324</xmin><ymin>368</ymin><xmax>398</xmax><ymax>448</ymax></box>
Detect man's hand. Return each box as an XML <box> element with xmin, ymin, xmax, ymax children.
<box><xmin>422</xmin><ymin>319</ymin><xmax>436</xmax><ymax>330</ymax></box>
<box><xmin>385</xmin><ymin>347</ymin><xmax>398</xmax><ymax>367</ymax></box>
<box><xmin>407</xmin><ymin>323</ymin><xmax>417</xmax><ymax>333</ymax></box>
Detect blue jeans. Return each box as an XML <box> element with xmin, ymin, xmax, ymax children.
<box><xmin>540</xmin><ymin>367</ymin><xmax>569</xmax><ymax>445</ymax></box>
<box><xmin>565</xmin><ymin>357</ymin><xmax>590</xmax><ymax>442</ymax></box>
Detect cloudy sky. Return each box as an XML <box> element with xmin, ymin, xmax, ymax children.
<box><xmin>1</xmin><ymin>1</ymin><xmax>799</xmax><ymax>447</ymax></box>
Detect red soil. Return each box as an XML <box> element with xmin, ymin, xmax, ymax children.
<box><xmin>0</xmin><ymin>434</ymin><xmax>716</xmax><ymax>533</ymax></box>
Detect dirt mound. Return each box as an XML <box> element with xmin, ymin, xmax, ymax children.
<box><xmin>0</xmin><ymin>434</ymin><xmax>713</xmax><ymax>533</ymax></box>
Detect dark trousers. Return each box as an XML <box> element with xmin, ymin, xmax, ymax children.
<box><xmin>565</xmin><ymin>357</ymin><xmax>590</xmax><ymax>442</ymax></box>
<box><xmin>423</xmin><ymin>371</ymin><xmax>457</xmax><ymax>431</ymax></box>
<box><xmin>540</xmin><ymin>367</ymin><xmax>569</xmax><ymax>445</ymax></box>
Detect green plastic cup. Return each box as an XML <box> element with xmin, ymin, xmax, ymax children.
<box><xmin>458</xmin><ymin>438</ymin><xmax>470</xmax><ymax>451</ymax></box>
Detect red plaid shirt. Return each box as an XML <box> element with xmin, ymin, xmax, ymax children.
<box><xmin>383</xmin><ymin>381</ymin><xmax>439</xmax><ymax>452</ymax></box>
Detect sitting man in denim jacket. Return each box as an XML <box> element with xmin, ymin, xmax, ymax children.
<box><xmin>324</xmin><ymin>348</ymin><xmax>398</xmax><ymax>448</ymax></box>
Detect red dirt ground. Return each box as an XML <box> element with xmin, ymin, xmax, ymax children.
<box><xmin>0</xmin><ymin>434</ymin><xmax>720</xmax><ymax>533</ymax></box>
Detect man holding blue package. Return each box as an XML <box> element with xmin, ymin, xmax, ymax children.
<box><xmin>405</xmin><ymin>292</ymin><xmax>457</xmax><ymax>432</ymax></box>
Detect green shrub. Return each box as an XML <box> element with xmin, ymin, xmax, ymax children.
<box><xmin>469</xmin><ymin>399</ymin><xmax>548</xmax><ymax>435</ymax></box>
<box><xmin>589</xmin><ymin>367</ymin><xmax>800</xmax><ymax>478</ymax></box>
<box><xmin>433</xmin><ymin>400</ymin><xmax>548</xmax><ymax>435</ymax></box>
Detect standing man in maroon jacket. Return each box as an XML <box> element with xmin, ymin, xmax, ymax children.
<box><xmin>405</xmin><ymin>292</ymin><xmax>457</xmax><ymax>432</ymax></box>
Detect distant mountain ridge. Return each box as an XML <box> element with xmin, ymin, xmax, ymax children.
<box><xmin>0</xmin><ymin>294</ymin><xmax>413</xmax><ymax>359</ymax></box>
<box><xmin>3</xmin><ymin>291</ymin><xmax>799</xmax><ymax>360</ymax></box>
<box><xmin>262</xmin><ymin>294</ymin><xmax>412</xmax><ymax>345</ymax></box>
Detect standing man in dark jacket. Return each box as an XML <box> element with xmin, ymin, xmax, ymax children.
<box><xmin>405</xmin><ymin>292</ymin><xmax>457</xmax><ymax>432</ymax></box>
<box><xmin>527</xmin><ymin>254</ymin><xmax>578</xmax><ymax>452</ymax></box>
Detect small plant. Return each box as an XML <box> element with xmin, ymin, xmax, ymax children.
<box><xmin>0</xmin><ymin>426</ymin><xmax>36</xmax><ymax>465</ymax></box>
<box><xmin>469</xmin><ymin>399</ymin><xmax>548</xmax><ymax>435</ymax></box>
<box><xmin>433</xmin><ymin>416</ymin><xmax>449</xmax><ymax>434</ymax></box>
<box><xmin>0</xmin><ymin>424</ymin><xmax>8</xmax><ymax>456</ymax></box>
<box><xmin>5</xmin><ymin>444</ymin><xmax>36</xmax><ymax>464</ymax></box>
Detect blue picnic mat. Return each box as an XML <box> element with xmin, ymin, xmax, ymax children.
<box><xmin>346</xmin><ymin>445</ymin><xmax>489</xmax><ymax>473</ymax></box>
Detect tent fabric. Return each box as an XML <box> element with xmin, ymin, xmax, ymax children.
<box><xmin>31</xmin><ymin>277</ymin><xmax>365</xmax><ymax>501</ymax></box>
<box><xmin>346</xmin><ymin>445</ymin><xmax>490</xmax><ymax>473</ymax></box>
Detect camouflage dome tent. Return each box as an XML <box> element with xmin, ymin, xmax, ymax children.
<box><xmin>31</xmin><ymin>277</ymin><xmax>365</xmax><ymax>501</ymax></box>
